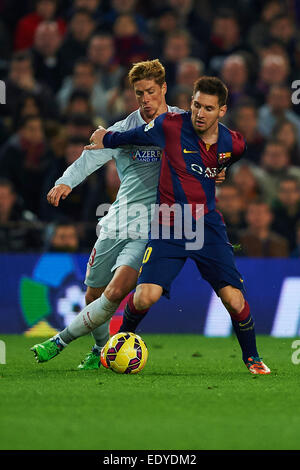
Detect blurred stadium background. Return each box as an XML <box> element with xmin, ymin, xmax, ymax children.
<box><xmin>0</xmin><ymin>0</ymin><xmax>300</xmax><ymax>338</ymax></box>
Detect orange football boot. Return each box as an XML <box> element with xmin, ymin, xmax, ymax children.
<box><xmin>245</xmin><ymin>356</ymin><xmax>271</xmax><ymax>374</ymax></box>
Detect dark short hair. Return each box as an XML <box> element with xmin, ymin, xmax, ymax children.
<box><xmin>69</xmin><ymin>89</ymin><xmax>90</xmax><ymax>102</ymax></box>
<box><xmin>73</xmin><ymin>57</ymin><xmax>95</xmax><ymax>73</ymax></box>
<box><xmin>71</xmin><ymin>8</ymin><xmax>94</xmax><ymax>20</ymax></box>
<box><xmin>65</xmin><ymin>113</ymin><xmax>93</xmax><ymax>126</ymax></box>
<box><xmin>0</xmin><ymin>178</ymin><xmax>16</xmax><ymax>193</ymax></box>
<box><xmin>263</xmin><ymin>139</ymin><xmax>288</xmax><ymax>152</ymax></box>
<box><xmin>35</xmin><ymin>0</ymin><xmax>57</xmax><ymax>5</ymax></box>
<box><xmin>11</xmin><ymin>50</ymin><xmax>33</xmax><ymax>64</ymax></box>
<box><xmin>248</xmin><ymin>197</ymin><xmax>271</xmax><ymax>209</ymax></box>
<box><xmin>214</xmin><ymin>7</ymin><xmax>238</xmax><ymax>20</ymax></box>
<box><xmin>193</xmin><ymin>76</ymin><xmax>228</xmax><ymax>106</ymax></box>
<box><xmin>278</xmin><ymin>175</ymin><xmax>300</xmax><ymax>189</ymax></box>
<box><xmin>217</xmin><ymin>182</ymin><xmax>239</xmax><ymax>192</ymax></box>
<box><xmin>17</xmin><ymin>114</ymin><xmax>42</xmax><ymax>130</ymax></box>
<box><xmin>234</xmin><ymin>98</ymin><xmax>258</xmax><ymax>114</ymax></box>
<box><xmin>66</xmin><ymin>135</ymin><xmax>88</xmax><ymax>146</ymax></box>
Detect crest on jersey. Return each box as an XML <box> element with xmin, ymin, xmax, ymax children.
<box><xmin>218</xmin><ymin>152</ymin><xmax>231</xmax><ymax>163</ymax></box>
<box><xmin>144</xmin><ymin>120</ymin><xmax>155</xmax><ymax>132</ymax></box>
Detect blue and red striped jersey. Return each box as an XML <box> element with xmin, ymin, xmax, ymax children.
<box><xmin>103</xmin><ymin>111</ymin><xmax>246</xmax><ymax>221</ymax></box>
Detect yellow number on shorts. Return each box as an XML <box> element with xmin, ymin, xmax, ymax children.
<box><xmin>142</xmin><ymin>246</ymin><xmax>152</xmax><ymax>264</ymax></box>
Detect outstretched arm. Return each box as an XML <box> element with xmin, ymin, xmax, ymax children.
<box><xmin>85</xmin><ymin>114</ymin><xmax>167</xmax><ymax>150</ymax></box>
<box><xmin>47</xmin><ymin>148</ymin><xmax>113</xmax><ymax>207</ymax></box>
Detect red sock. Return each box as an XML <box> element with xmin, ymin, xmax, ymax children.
<box><xmin>118</xmin><ymin>292</ymin><xmax>149</xmax><ymax>333</ymax></box>
<box><xmin>128</xmin><ymin>292</ymin><xmax>148</xmax><ymax>315</ymax></box>
<box><xmin>229</xmin><ymin>300</ymin><xmax>250</xmax><ymax>322</ymax></box>
<box><xmin>229</xmin><ymin>300</ymin><xmax>258</xmax><ymax>362</ymax></box>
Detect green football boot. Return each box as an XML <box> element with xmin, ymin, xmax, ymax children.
<box><xmin>77</xmin><ymin>348</ymin><xmax>101</xmax><ymax>370</ymax></box>
<box><xmin>31</xmin><ymin>337</ymin><xmax>64</xmax><ymax>363</ymax></box>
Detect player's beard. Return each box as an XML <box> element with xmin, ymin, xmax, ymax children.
<box><xmin>193</xmin><ymin>116</ymin><xmax>219</xmax><ymax>137</ymax></box>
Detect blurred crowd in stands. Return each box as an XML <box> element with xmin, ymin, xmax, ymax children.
<box><xmin>0</xmin><ymin>0</ymin><xmax>300</xmax><ymax>257</ymax></box>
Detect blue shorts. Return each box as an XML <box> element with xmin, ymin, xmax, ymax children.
<box><xmin>137</xmin><ymin>212</ymin><xmax>244</xmax><ymax>298</ymax></box>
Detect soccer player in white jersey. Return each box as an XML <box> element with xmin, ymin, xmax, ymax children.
<box><xmin>31</xmin><ymin>60</ymin><xmax>225</xmax><ymax>367</ymax></box>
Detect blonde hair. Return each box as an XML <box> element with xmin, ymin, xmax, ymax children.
<box><xmin>128</xmin><ymin>59</ymin><xmax>166</xmax><ymax>87</ymax></box>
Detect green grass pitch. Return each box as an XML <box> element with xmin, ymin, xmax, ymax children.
<box><xmin>0</xmin><ymin>334</ymin><xmax>299</xmax><ymax>450</ymax></box>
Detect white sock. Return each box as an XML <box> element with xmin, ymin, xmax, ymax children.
<box><xmin>59</xmin><ymin>293</ymin><xmax>119</xmax><ymax>344</ymax></box>
<box><xmin>91</xmin><ymin>320</ymin><xmax>110</xmax><ymax>349</ymax></box>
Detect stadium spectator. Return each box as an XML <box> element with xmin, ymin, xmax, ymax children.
<box><xmin>63</xmin><ymin>114</ymin><xmax>95</xmax><ymax>140</ymax></box>
<box><xmin>256</xmin><ymin>39</ymin><xmax>291</xmax><ymax>64</ymax></box>
<box><xmin>66</xmin><ymin>0</ymin><xmax>104</xmax><ymax>23</ymax></box>
<box><xmin>257</xmin><ymin>84</ymin><xmax>300</xmax><ymax>146</ymax></box>
<box><xmin>31</xmin><ymin>21</ymin><xmax>65</xmax><ymax>93</ymax></box>
<box><xmin>170</xmin><ymin>85</ymin><xmax>192</xmax><ymax>111</ymax></box>
<box><xmin>268</xmin><ymin>14</ymin><xmax>299</xmax><ymax>62</ymax></box>
<box><xmin>220</xmin><ymin>54</ymin><xmax>253</xmax><ymax>109</ymax></box>
<box><xmin>272</xmin><ymin>119</ymin><xmax>300</xmax><ymax>166</ymax></box>
<box><xmin>113</xmin><ymin>14</ymin><xmax>149</xmax><ymax>67</ymax></box>
<box><xmin>106</xmin><ymin>76</ymin><xmax>138</xmax><ymax>124</ymax></box>
<box><xmin>40</xmin><ymin>136</ymin><xmax>104</xmax><ymax>222</ymax></box>
<box><xmin>255</xmin><ymin>53</ymin><xmax>291</xmax><ymax>103</ymax></box>
<box><xmin>56</xmin><ymin>58</ymin><xmax>109</xmax><ymax>120</ymax></box>
<box><xmin>0</xmin><ymin>178</ymin><xmax>36</xmax><ymax>224</ymax></box>
<box><xmin>62</xmin><ymin>89</ymin><xmax>94</xmax><ymax>121</ymax></box>
<box><xmin>230</xmin><ymin>163</ymin><xmax>262</xmax><ymax>206</ymax></box>
<box><xmin>238</xmin><ymin>199</ymin><xmax>289</xmax><ymax>257</ymax></box>
<box><xmin>112</xmin><ymin>86</ymin><xmax>138</xmax><ymax>119</ymax></box>
<box><xmin>162</xmin><ymin>29</ymin><xmax>192</xmax><ymax>64</ymax></box>
<box><xmin>258</xmin><ymin>140</ymin><xmax>300</xmax><ymax>192</ymax></box>
<box><xmin>206</xmin><ymin>9</ymin><xmax>245</xmax><ymax>75</ymax></box>
<box><xmin>252</xmin><ymin>140</ymin><xmax>300</xmax><ymax>203</ymax></box>
<box><xmin>167</xmin><ymin>0</ymin><xmax>210</xmax><ymax>58</ymax></box>
<box><xmin>161</xmin><ymin>30</ymin><xmax>192</xmax><ymax>92</ymax></box>
<box><xmin>2</xmin><ymin>50</ymin><xmax>58</xmax><ymax>122</ymax></box>
<box><xmin>47</xmin><ymin>222</ymin><xmax>80</xmax><ymax>252</ymax></box>
<box><xmin>0</xmin><ymin>115</ymin><xmax>53</xmax><ymax>216</ymax></box>
<box><xmin>0</xmin><ymin>178</ymin><xmax>43</xmax><ymax>252</ymax></box>
<box><xmin>231</xmin><ymin>101</ymin><xmax>265</xmax><ymax>165</ymax></box>
<box><xmin>147</xmin><ymin>7</ymin><xmax>179</xmax><ymax>58</ymax></box>
<box><xmin>14</xmin><ymin>0</ymin><xmax>66</xmax><ymax>51</ymax></box>
<box><xmin>161</xmin><ymin>53</ymin><xmax>200</xmax><ymax>109</ymax></box>
<box><xmin>10</xmin><ymin>92</ymin><xmax>44</xmax><ymax>132</ymax></box>
<box><xmin>101</xmin><ymin>0</ymin><xmax>147</xmax><ymax>34</ymax></box>
<box><xmin>216</xmin><ymin>183</ymin><xmax>246</xmax><ymax>245</ymax></box>
<box><xmin>271</xmin><ymin>176</ymin><xmax>300</xmax><ymax>252</ymax></box>
<box><xmin>87</xmin><ymin>33</ymin><xmax>124</xmax><ymax>91</ymax></box>
<box><xmin>174</xmin><ymin>57</ymin><xmax>204</xmax><ymax>92</ymax></box>
<box><xmin>59</xmin><ymin>9</ymin><xmax>96</xmax><ymax>78</ymax></box>
<box><xmin>46</xmin><ymin>122</ymin><xmax>67</xmax><ymax>159</ymax></box>
<box><xmin>247</xmin><ymin>0</ymin><xmax>284</xmax><ymax>52</ymax></box>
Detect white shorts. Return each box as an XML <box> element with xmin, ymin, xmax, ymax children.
<box><xmin>84</xmin><ymin>236</ymin><xmax>147</xmax><ymax>288</ymax></box>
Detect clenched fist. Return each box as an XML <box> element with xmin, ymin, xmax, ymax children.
<box><xmin>215</xmin><ymin>169</ymin><xmax>226</xmax><ymax>185</ymax></box>
<box><xmin>84</xmin><ymin>126</ymin><xmax>108</xmax><ymax>150</ymax></box>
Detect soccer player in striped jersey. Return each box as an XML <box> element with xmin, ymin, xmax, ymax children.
<box><xmin>94</xmin><ymin>76</ymin><xmax>271</xmax><ymax>375</ymax></box>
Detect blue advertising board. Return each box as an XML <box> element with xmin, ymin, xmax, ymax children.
<box><xmin>0</xmin><ymin>254</ymin><xmax>300</xmax><ymax>336</ymax></box>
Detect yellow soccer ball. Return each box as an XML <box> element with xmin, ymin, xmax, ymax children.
<box><xmin>102</xmin><ymin>332</ymin><xmax>148</xmax><ymax>374</ymax></box>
